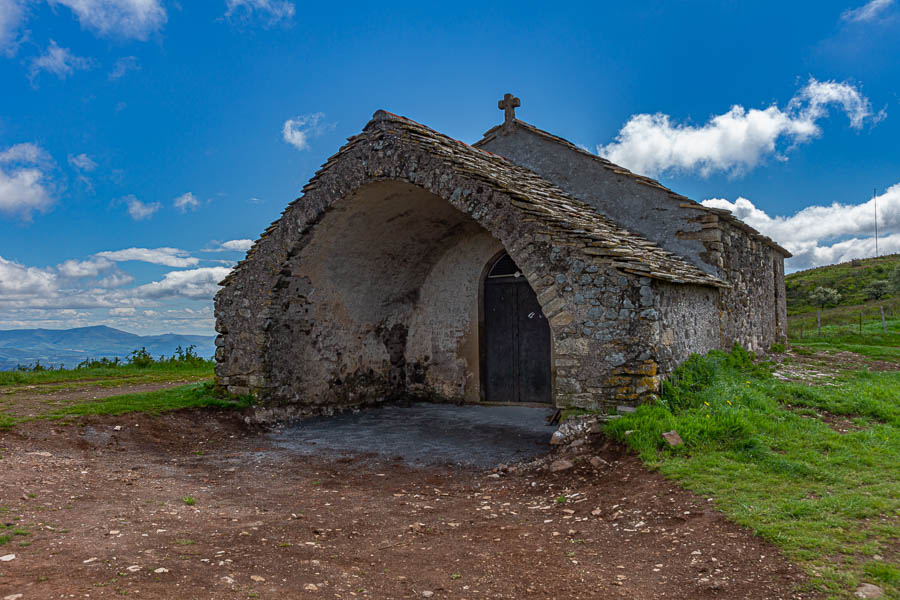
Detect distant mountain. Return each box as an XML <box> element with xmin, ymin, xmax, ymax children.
<box><xmin>0</xmin><ymin>326</ymin><xmax>216</xmax><ymax>370</ymax></box>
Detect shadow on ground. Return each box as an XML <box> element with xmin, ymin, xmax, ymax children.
<box><xmin>267</xmin><ymin>403</ymin><xmax>557</xmax><ymax>468</ymax></box>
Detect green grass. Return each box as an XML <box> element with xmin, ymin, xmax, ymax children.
<box><xmin>0</xmin><ymin>361</ymin><xmax>214</xmax><ymax>388</ymax></box>
<box><xmin>605</xmin><ymin>346</ymin><xmax>900</xmax><ymax>599</ymax></box>
<box><xmin>786</xmin><ymin>253</ymin><xmax>900</xmax><ymax>314</ymax></box>
<box><xmin>0</xmin><ymin>382</ymin><xmax>252</xmax><ymax>429</ymax></box>
<box><xmin>788</xmin><ymin>317</ymin><xmax>900</xmax><ymax>362</ymax></box>
<box><xmin>0</xmin><ymin>523</ymin><xmax>29</xmax><ymax>545</ymax></box>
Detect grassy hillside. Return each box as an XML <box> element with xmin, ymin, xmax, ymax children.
<box><xmin>785</xmin><ymin>254</ymin><xmax>900</xmax><ymax>315</ymax></box>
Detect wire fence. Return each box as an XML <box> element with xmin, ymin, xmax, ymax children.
<box><xmin>787</xmin><ymin>302</ymin><xmax>899</xmax><ymax>340</ymax></box>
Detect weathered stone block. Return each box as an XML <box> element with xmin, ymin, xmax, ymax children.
<box><xmin>550</xmin><ymin>311</ymin><xmax>574</xmax><ymax>327</ymax></box>
<box><xmin>557</xmin><ymin>337</ymin><xmax>590</xmax><ymax>355</ymax></box>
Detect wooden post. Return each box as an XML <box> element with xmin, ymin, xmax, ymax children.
<box><xmin>881</xmin><ymin>306</ymin><xmax>887</xmax><ymax>333</ymax></box>
<box><xmin>817</xmin><ymin>309</ymin><xmax>822</xmax><ymax>337</ymax></box>
<box><xmin>859</xmin><ymin>311</ymin><xmax>862</xmax><ymax>335</ymax></box>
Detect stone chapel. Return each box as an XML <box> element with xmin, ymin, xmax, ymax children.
<box><xmin>214</xmin><ymin>94</ymin><xmax>789</xmax><ymax>419</ymax></box>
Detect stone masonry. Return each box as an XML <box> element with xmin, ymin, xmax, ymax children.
<box><xmin>214</xmin><ymin>100</ymin><xmax>789</xmax><ymax>421</ymax></box>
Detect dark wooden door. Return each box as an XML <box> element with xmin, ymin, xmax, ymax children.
<box><xmin>483</xmin><ymin>254</ymin><xmax>551</xmax><ymax>403</ymax></box>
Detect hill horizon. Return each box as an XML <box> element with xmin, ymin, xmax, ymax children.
<box><xmin>0</xmin><ymin>325</ymin><xmax>216</xmax><ymax>371</ymax></box>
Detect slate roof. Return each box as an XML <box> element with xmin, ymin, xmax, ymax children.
<box><xmin>476</xmin><ymin>119</ymin><xmax>791</xmax><ymax>257</ymax></box>
<box><xmin>368</xmin><ymin>111</ymin><xmax>726</xmax><ymax>287</ymax></box>
<box><xmin>224</xmin><ymin>111</ymin><xmax>729</xmax><ymax>289</ymax></box>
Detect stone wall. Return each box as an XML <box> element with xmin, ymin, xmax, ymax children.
<box><xmin>653</xmin><ymin>282</ymin><xmax>721</xmax><ymax>373</ymax></box>
<box><xmin>677</xmin><ymin>209</ymin><xmax>788</xmax><ymax>352</ymax></box>
<box><xmin>716</xmin><ymin>219</ymin><xmax>788</xmax><ymax>352</ymax></box>
<box><xmin>213</xmin><ymin>113</ymin><xmax>710</xmax><ymax>417</ymax></box>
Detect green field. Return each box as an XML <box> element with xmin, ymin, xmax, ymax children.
<box><xmin>0</xmin><ymin>348</ymin><xmax>225</xmax><ymax>429</ymax></box>
<box><xmin>0</xmin><ymin>381</ymin><xmax>250</xmax><ymax>430</ymax></box>
<box><xmin>604</xmin><ymin>346</ymin><xmax>900</xmax><ymax>599</ymax></box>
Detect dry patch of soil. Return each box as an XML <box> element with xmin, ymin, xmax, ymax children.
<box><xmin>0</xmin><ymin>409</ymin><xmax>815</xmax><ymax>599</ymax></box>
<box><xmin>771</xmin><ymin>349</ymin><xmax>899</xmax><ymax>385</ymax></box>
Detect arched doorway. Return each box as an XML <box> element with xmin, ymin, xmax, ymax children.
<box><xmin>482</xmin><ymin>253</ymin><xmax>552</xmax><ymax>403</ymax></box>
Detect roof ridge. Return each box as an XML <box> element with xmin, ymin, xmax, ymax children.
<box><xmin>474</xmin><ymin>118</ymin><xmax>790</xmax><ymax>257</ymax></box>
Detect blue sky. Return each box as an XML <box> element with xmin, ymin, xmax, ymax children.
<box><xmin>1</xmin><ymin>0</ymin><xmax>898</xmax><ymax>335</ymax></box>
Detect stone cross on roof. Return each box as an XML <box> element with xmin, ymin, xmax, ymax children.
<box><xmin>498</xmin><ymin>93</ymin><xmax>520</xmax><ymax>125</ymax></box>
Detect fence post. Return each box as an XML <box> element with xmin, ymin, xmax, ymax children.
<box><xmin>859</xmin><ymin>311</ymin><xmax>862</xmax><ymax>335</ymax></box>
<box><xmin>881</xmin><ymin>306</ymin><xmax>887</xmax><ymax>333</ymax></box>
<box><xmin>817</xmin><ymin>309</ymin><xmax>822</xmax><ymax>337</ymax></box>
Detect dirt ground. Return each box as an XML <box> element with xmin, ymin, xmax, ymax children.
<box><xmin>0</xmin><ymin>398</ymin><xmax>816</xmax><ymax>600</ymax></box>
<box><xmin>771</xmin><ymin>348</ymin><xmax>900</xmax><ymax>385</ymax></box>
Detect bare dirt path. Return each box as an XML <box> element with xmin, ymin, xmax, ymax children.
<box><xmin>0</xmin><ymin>407</ymin><xmax>814</xmax><ymax>600</ymax></box>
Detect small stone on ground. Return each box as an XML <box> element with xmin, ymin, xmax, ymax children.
<box><xmin>549</xmin><ymin>458</ymin><xmax>574</xmax><ymax>472</ymax></box>
<box><xmin>662</xmin><ymin>430</ymin><xmax>684</xmax><ymax>447</ymax></box>
<box><xmin>855</xmin><ymin>583</ymin><xmax>884</xmax><ymax>599</ymax></box>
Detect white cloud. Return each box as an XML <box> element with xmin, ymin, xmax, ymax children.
<box><xmin>0</xmin><ymin>168</ymin><xmax>54</xmax><ymax>218</ymax></box>
<box><xmin>121</xmin><ymin>194</ymin><xmax>160</xmax><ymax>220</ymax></box>
<box><xmin>200</xmin><ymin>239</ymin><xmax>254</xmax><ymax>253</ymax></box>
<box><xmin>282</xmin><ymin>112</ymin><xmax>329</xmax><ymax>151</ymax></box>
<box><xmin>598</xmin><ymin>77</ymin><xmax>881</xmax><ymax>177</ymax></box>
<box><xmin>224</xmin><ymin>0</ymin><xmax>295</xmax><ymax>25</ymax></box>
<box><xmin>136</xmin><ymin>266</ymin><xmax>232</xmax><ymax>299</ymax></box>
<box><xmin>173</xmin><ymin>191</ymin><xmax>199</xmax><ymax>212</ymax></box>
<box><xmin>95</xmin><ymin>247</ymin><xmax>199</xmax><ymax>267</ymax></box>
<box><xmin>57</xmin><ymin>257</ymin><xmax>114</xmax><ymax>278</ymax></box>
<box><xmin>0</xmin><ymin>256</ymin><xmax>57</xmax><ymax>297</ymax></box>
<box><xmin>0</xmin><ymin>251</ymin><xmax>226</xmax><ymax>334</ymax></box>
<box><xmin>28</xmin><ymin>40</ymin><xmax>94</xmax><ymax>83</ymax></box>
<box><xmin>220</xmin><ymin>239</ymin><xmax>253</xmax><ymax>252</ymax></box>
<box><xmin>702</xmin><ymin>182</ymin><xmax>900</xmax><ymax>270</ymax></box>
<box><xmin>841</xmin><ymin>0</ymin><xmax>895</xmax><ymax>22</ymax></box>
<box><xmin>0</xmin><ymin>142</ymin><xmax>55</xmax><ymax>219</ymax></box>
<box><xmin>790</xmin><ymin>78</ymin><xmax>882</xmax><ymax>129</ymax></box>
<box><xmin>0</xmin><ymin>0</ymin><xmax>26</xmax><ymax>56</ymax></box>
<box><xmin>108</xmin><ymin>55</ymin><xmax>140</xmax><ymax>80</ymax></box>
<box><xmin>0</xmin><ymin>142</ymin><xmax>51</xmax><ymax>164</ymax></box>
<box><xmin>49</xmin><ymin>0</ymin><xmax>167</xmax><ymax>40</ymax></box>
<box><xmin>68</xmin><ymin>152</ymin><xmax>97</xmax><ymax>171</ymax></box>
<box><xmin>97</xmin><ymin>272</ymin><xmax>134</xmax><ymax>287</ymax></box>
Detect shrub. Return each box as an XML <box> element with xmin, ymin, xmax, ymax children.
<box><xmin>127</xmin><ymin>347</ymin><xmax>155</xmax><ymax>368</ymax></box>
<box><xmin>863</xmin><ymin>279</ymin><xmax>892</xmax><ymax>300</ymax></box>
<box><xmin>809</xmin><ymin>286</ymin><xmax>841</xmax><ymax>309</ymax></box>
<box><xmin>76</xmin><ymin>356</ymin><xmax>121</xmax><ymax>369</ymax></box>
<box><xmin>14</xmin><ymin>361</ymin><xmax>58</xmax><ymax>372</ymax></box>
